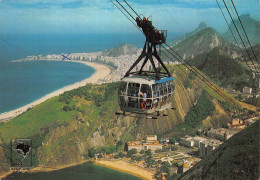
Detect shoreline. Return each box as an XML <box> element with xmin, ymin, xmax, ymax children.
<box><xmin>0</xmin><ymin>159</ymin><xmax>89</xmax><ymax>179</ymax></box>
<box><xmin>0</xmin><ymin>159</ymin><xmax>156</xmax><ymax>180</ymax></box>
<box><xmin>0</xmin><ymin>60</ymin><xmax>111</xmax><ymax>122</ymax></box>
<box><xmin>95</xmin><ymin>159</ymin><xmax>156</xmax><ymax>180</ymax></box>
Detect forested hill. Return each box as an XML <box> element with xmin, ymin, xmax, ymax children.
<box><xmin>179</xmin><ymin>119</ymin><xmax>260</xmax><ymax>180</ymax></box>
<box><xmin>189</xmin><ymin>47</ymin><xmax>252</xmax><ymax>91</ymax></box>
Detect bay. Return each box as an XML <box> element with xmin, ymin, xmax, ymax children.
<box><xmin>4</xmin><ymin>163</ymin><xmax>141</xmax><ymax>180</ymax></box>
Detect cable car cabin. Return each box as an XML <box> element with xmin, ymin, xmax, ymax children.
<box><xmin>118</xmin><ymin>75</ymin><xmax>175</xmax><ymax>114</ymax></box>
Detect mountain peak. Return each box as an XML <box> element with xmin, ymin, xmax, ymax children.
<box><xmin>102</xmin><ymin>43</ymin><xmax>138</xmax><ymax>57</ymax></box>
<box><xmin>223</xmin><ymin>13</ymin><xmax>260</xmax><ymax>45</ymax></box>
<box><xmin>198</xmin><ymin>21</ymin><xmax>207</xmax><ymax>29</ymax></box>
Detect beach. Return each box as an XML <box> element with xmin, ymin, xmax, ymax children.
<box><xmin>0</xmin><ymin>61</ymin><xmax>111</xmax><ymax>122</ymax></box>
<box><xmin>95</xmin><ymin>159</ymin><xmax>156</xmax><ymax>180</ymax></box>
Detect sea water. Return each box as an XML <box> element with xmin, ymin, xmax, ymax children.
<box><xmin>0</xmin><ymin>33</ymin><xmax>146</xmax><ymax>114</ymax></box>
<box><xmin>4</xmin><ymin>163</ymin><xmax>141</xmax><ymax>180</ymax></box>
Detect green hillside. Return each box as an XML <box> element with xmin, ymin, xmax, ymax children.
<box><xmin>189</xmin><ymin>47</ymin><xmax>252</xmax><ymax>91</ymax></box>
<box><xmin>223</xmin><ymin>14</ymin><xmax>260</xmax><ymax>46</ymax></box>
<box><xmin>102</xmin><ymin>43</ymin><xmax>139</xmax><ymax>57</ymax></box>
<box><xmin>179</xmin><ymin>119</ymin><xmax>260</xmax><ymax>180</ymax></box>
<box><xmin>243</xmin><ymin>43</ymin><xmax>260</xmax><ymax>64</ymax></box>
<box><xmin>0</xmin><ymin>65</ymin><xmax>236</xmax><ymax>175</ymax></box>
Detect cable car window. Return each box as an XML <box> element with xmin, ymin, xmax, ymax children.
<box><xmin>164</xmin><ymin>82</ymin><xmax>168</xmax><ymax>95</ymax></box>
<box><xmin>128</xmin><ymin>97</ymin><xmax>138</xmax><ymax>109</ymax></box>
<box><xmin>159</xmin><ymin>84</ymin><xmax>163</xmax><ymax>96</ymax></box>
<box><xmin>127</xmin><ymin>83</ymin><xmax>140</xmax><ymax>97</ymax></box>
<box><xmin>152</xmin><ymin>84</ymin><xmax>159</xmax><ymax>98</ymax></box>
<box><xmin>168</xmin><ymin>81</ymin><xmax>172</xmax><ymax>93</ymax></box>
<box><xmin>172</xmin><ymin>81</ymin><xmax>175</xmax><ymax>93</ymax></box>
<box><xmin>139</xmin><ymin>84</ymin><xmax>152</xmax><ymax>110</ymax></box>
<box><xmin>119</xmin><ymin>82</ymin><xmax>127</xmax><ymax>95</ymax></box>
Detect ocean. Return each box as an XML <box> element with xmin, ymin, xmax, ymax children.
<box><xmin>0</xmin><ymin>33</ymin><xmax>146</xmax><ymax>114</ymax></box>
<box><xmin>4</xmin><ymin>163</ymin><xmax>141</xmax><ymax>180</ymax></box>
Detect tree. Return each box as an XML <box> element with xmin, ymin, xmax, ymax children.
<box><xmin>160</xmin><ymin>165</ymin><xmax>170</xmax><ymax>174</ymax></box>
<box><xmin>169</xmin><ymin>137</ymin><xmax>176</xmax><ymax>144</ymax></box>
<box><xmin>98</xmin><ymin>154</ymin><xmax>103</xmax><ymax>158</ymax></box>
<box><xmin>145</xmin><ymin>149</ymin><xmax>152</xmax><ymax>156</ymax></box>
<box><xmin>63</xmin><ymin>105</ymin><xmax>72</xmax><ymax>112</ymax></box>
<box><xmin>139</xmin><ymin>150</ymin><xmax>145</xmax><ymax>154</ymax></box>
<box><xmin>128</xmin><ymin>148</ymin><xmax>138</xmax><ymax>154</ymax></box>
<box><xmin>88</xmin><ymin>148</ymin><xmax>96</xmax><ymax>158</ymax></box>
<box><xmin>119</xmin><ymin>152</ymin><xmax>125</xmax><ymax>158</ymax></box>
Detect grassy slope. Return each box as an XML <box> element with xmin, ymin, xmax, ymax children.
<box><xmin>0</xmin><ymin>97</ymin><xmax>77</xmax><ymax>144</ymax></box>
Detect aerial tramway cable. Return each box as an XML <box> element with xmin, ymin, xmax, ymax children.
<box><xmin>215</xmin><ymin>0</ymin><xmax>253</xmax><ymax>74</ymax></box>
<box><xmin>222</xmin><ymin>0</ymin><xmax>259</xmax><ymax>72</ymax></box>
<box><xmin>161</xmin><ymin>50</ymin><xmax>217</xmax><ymax>101</ymax></box>
<box><xmin>114</xmin><ymin>0</ymin><xmax>248</xmax><ymax>108</ymax></box>
<box><xmin>230</xmin><ymin>0</ymin><xmax>259</xmax><ymax>65</ymax></box>
<box><xmin>110</xmin><ymin>0</ymin><xmax>142</xmax><ymax>33</ymax></box>
<box><xmin>161</xmin><ymin>44</ymin><xmax>239</xmax><ymax>107</ymax></box>
<box><xmin>111</xmin><ymin>0</ymin><xmax>241</xmax><ymax>109</ymax></box>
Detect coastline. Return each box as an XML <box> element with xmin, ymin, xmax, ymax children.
<box><xmin>0</xmin><ymin>159</ymin><xmax>89</xmax><ymax>179</ymax></box>
<box><xmin>95</xmin><ymin>159</ymin><xmax>156</xmax><ymax>180</ymax></box>
<box><xmin>0</xmin><ymin>159</ymin><xmax>156</xmax><ymax>180</ymax></box>
<box><xmin>0</xmin><ymin>60</ymin><xmax>111</xmax><ymax>122</ymax></box>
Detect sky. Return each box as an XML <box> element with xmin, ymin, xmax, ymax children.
<box><xmin>0</xmin><ymin>0</ymin><xmax>259</xmax><ymax>35</ymax></box>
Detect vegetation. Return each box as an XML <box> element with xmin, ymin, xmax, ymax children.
<box><xmin>180</xmin><ymin>119</ymin><xmax>260</xmax><ymax>179</ymax></box>
<box><xmin>185</xmin><ymin>90</ymin><xmax>215</xmax><ymax>128</ymax></box>
<box><xmin>0</xmin><ymin>82</ymin><xmax>120</xmax><ymax>167</ymax></box>
<box><xmin>184</xmin><ymin>79</ymin><xmax>192</xmax><ymax>89</ymax></box>
<box><xmin>190</xmin><ymin>48</ymin><xmax>252</xmax><ymax>91</ymax></box>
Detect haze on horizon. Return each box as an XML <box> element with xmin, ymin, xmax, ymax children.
<box><xmin>0</xmin><ymin>0</ymin><xmax>259</xmax><ymax>36</ymax></box>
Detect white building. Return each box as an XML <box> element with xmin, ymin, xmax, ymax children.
<box><xmin>180</xmin><ymin>136</ymin><xmax>194</xmax><ymax>147</ymax></box>
<box><xmin>146</xmin><ymin>135</ymin><xmax>157</xmax><ymax>141</ymax></box>
<box><xmin>127</xmin><ymin>135</ymin><xmax>162</xmax><ymax>151</ymax></box>
<box><xmin>243</xmin><ymin>87</ymin><xmax>252</xmax><ymax>94</ymax></box>
<box><xmin>199</xmin><ymin>139</ymin><xmax>222</xmax><ymax>158</ymax></box>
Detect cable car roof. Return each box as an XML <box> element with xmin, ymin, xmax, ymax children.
<box><xmin>121</xmin><ymin>74</ymin><xmax>174</xmax><ymax>85</ymax></box>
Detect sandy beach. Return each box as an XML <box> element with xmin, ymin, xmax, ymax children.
<box><xmin>95</xmin><ymin>159</ymin><xmax>156</xmax><ymax>180</ymax></box>
<box><xmin>0</xmin><ymin>61</ymin><xmax>111</xmax><ymax>122</ymax></box>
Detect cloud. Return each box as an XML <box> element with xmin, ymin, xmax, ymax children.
<box><xmin>0</xmin><ymin>0</ymin><xmax>258</xmax><ymax>34</ymax></box>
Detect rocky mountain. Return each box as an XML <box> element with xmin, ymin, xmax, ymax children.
<box><xmin>186</xmin><ymin>21</ymin><xmax>207</xmax><ymax>38</ymax></box>
<box><xmin>164</xmin><ymin>27</ymin><xmax>240</xmax><ymax>61</ymax></box>
<box><xmin>223</xmin><ymin>14</ymin><xmax>260</xmax><ymax>46</ymax></box>
<box><xmin>189</xmin><ymin>47</ymin><xmax>252</xmax><ymax>91</ymax></box>
<box><xmin>179</xmin><ymin>119</ymin><xmax>260</xmax><ymax>180</ymax></box>
<box><xmin>102</xmin><ymin>43</ymin><xmax>139</xmax><ymax>57</ymax></box>
<box><xmin>168</xmin><ymin>21</ymin><xmax>208</xmax><ymax>46</ymax></box>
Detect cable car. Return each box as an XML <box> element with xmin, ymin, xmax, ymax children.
<box><xmin>117</xmin><ymin>16</ymin><xmax>175</xmax><ymax>116</ymax></box>
<box><xmin>118</xmin><ymin>74</ymin><xmax>174</xmax><ymax>115</ymax></box>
